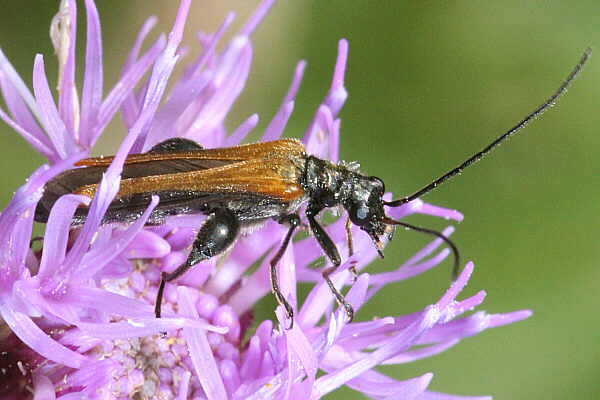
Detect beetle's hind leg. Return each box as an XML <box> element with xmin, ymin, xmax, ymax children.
<box><xmin>154</xmin><ymin>209</ymin><xmax>240</xmax><ymax>319</ymax></box>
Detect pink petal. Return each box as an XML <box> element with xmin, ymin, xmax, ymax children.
<box><xmin>37</xmin><ymin>194</ymin><xmax>89</xmax><ymax>280</ymax></box>
<box><xmin>0</xmin><ymin>104</ymin><xmax>55</xmax><ymax>161</ymax></box>
<box><xmin>240</xmin><ymin>0</ymin><xmax>276</xmax><ymax>37</ymax></box>
<box><xmin>261</xmin><ymin>60</ymin><xmax>306</xmax><ymax>141</ymax></box>
<box><xmin>178</xmin><ymin>286</ymin><xmax>228</xmax><ymax>400</ymax></box>
<box><xmin>224</xmin><ymin>113</ymin><xmax>258</xmax><ymax>146</ymax></box>
<box><xmin>57</xmin><ymin>0</ymin><xmax>77</xmax><ymax>140</ymax></box>
<box><xmin>132</xmin><ymin>0</ymin><xmax>191</xmax><ymax>153</ymax></box>
<box><xmin>95</xmin><ymin>34</ymin><xmax>164</xmax><ymax>145</ymax></box>
<box><xmin>120</xmin><ymin>16</ymin><xmax>160</xmax><ymax>127</ymax></box>
<box><xmin>33</xmin><ymin>55</ymin><xmax>78</xmax><ymax>159</ymax></box>
<box><xmin>0</xmin><ymin>305</ymin><xmax>88</xmax><ymax>368</ymax></box>
<box><xmin>122</xmin><ymin>229</ymin><xmax>171</xmax><ymax>259</ymax></box>
<box><xmin>0</xmin><ymin>47</ymin><xmax>44</xmax><ymax>134</ymax></box>
<box><xmin>32</xmin><ymin>371</ymin><xmax>56</xmax><ymax>400</ymax></box>
<box><xmin>0</xmin><ymin>71</ymin><xmax>51</xmax><ymax>151</ymax></box>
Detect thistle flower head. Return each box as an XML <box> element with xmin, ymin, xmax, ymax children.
<box><xmin>0</xmin><ymin>1</ymin><xmax>531</xmax><ymax>398</ymax></box>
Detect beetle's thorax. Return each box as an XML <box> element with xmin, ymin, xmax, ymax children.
<box><xmin>301</xmin><ymin>155</ymin><xmax>356</xmax><ymax>207</ymax></box>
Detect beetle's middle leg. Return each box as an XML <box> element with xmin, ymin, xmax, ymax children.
<box><xmin>269</xmin><ymin>214</ymin><xmax>301</xmax><ymax>329</ymax></box>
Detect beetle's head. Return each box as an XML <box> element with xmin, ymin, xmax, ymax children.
<box><xmin>345</xmin><ymin>175</ymin><xmax>459</xmax><ymax>278</ymax></box>
<box><xmin>345</xmin><ymin>175</ymin><xmax>391</xmax><ymax>257</ymax></box>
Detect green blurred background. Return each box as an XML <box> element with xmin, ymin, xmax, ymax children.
<box><xmin>1</xmin><ymin>2</ymin><xmax>599</xmax><ymax>399</ymax></box>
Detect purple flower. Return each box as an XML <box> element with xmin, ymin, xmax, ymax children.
<box><xmin>0</xmin><ymin>0</ymin><xmax>531</xmax><ymax>398</ymax></box>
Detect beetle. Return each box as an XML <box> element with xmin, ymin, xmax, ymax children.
<box><xmin>34</xmin><ymin>48</ymin><xmax>589</xmax><ymax>328</ymax></box>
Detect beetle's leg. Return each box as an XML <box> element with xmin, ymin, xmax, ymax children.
<box><xmin>322</xmin><ymin>265</ymin><xmax>354</xmax><ymax>322</ymax></box>
<box><xmin>306</xmin><ymin>205</ymin><xmax>341</xmax><ymax>266</ymax></box>
<box><xmin>306</xmin><ymin>205</ymin><xmax>354</xmax><ymax>321</ymax></box>
<box><xmin>345</xmin><ymin>216</ymin><xmax>358</xmax><ymax>279</ymax></box>
<box><xmin>155</xmin><ymin>209</ymin><xmax>239</xmax><ymax>319</ymax></box>
<box><xmin>269</xmin><ymin>214</ymin><xmax>301</xmax><ymax>329</ymax></box>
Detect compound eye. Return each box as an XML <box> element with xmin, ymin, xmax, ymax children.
<box><xmin>369</xmin><ymin>176</ymin><xmax>385</xmax><ymax>193</ymax></box>
<box><xmin>349</xmin><ymin>202</ymin><xmax>371</xmax><ymax>227</ymax></box>
<box><xmin>356</xmin><ymin>205</ymin><xmax>369</xmax><ymax>220</ymax></box>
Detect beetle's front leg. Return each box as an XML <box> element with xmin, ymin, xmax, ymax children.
<box><xmin>345</xmin><ymin>216</ymin><xmax>358</xmax><ymax>279</ymax></box>
<box><xmin>305</xmin><ymin>204</ymin><xmax>354</xmax><ymax>321</ymax></box>
<box><xmin>306</xmin><ymin>205</ymin><xmax>341</xmax><ymax>266</ymax></box>
<box><xmin>155</xmin><ymin>209</ymin><xmax>240</xmax><ymax>319</ymax></box>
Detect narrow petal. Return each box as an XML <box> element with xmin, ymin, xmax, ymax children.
<box><xmin>419</xmin><ymin>309</ymin><xmax>531</xmax><ymax>344</ymax></box>
<box><xmin>381</xmin><ymin>340</ymin><xmax>460</xmax><ymax>365</ymax></box>
<box><xmin>95</xmin><ymin>32</ymin><xmax>165</xmax><ymax>145</ymax></box>
<box><xmin>262</xmin><ymin>101</ymin><xmax>294</xmax><ymax>142</ymax></box>
<box><xmin>368</xmin><ymin>249</ymin><xmax>451</xmax><ymax>286</ymax></box>
<box><xmin>312</xmin><ymin>307</ymin><xmax>438</xmax><ymax>396</ymax></box>
<box><xmin>64</xmin><ymin>285</ymin><xmax>156</xmax><ymax>318</ymax></box>
<box><xmin>132</xmin><ymin>0</ymin><xmax>191</xmax><ymax>152</ymax></box>
<box><xmin>122</xmin><ymin>229</ymin><xmax>171</xmax><ymax>259</ymax></box>
<box><xmin>119</xmin><ymin>16</ymin><xmax>160</xmax><ymax>127</ymax></box>
<box><xmin>303</xmin><ymin>105</ymin><xmax>333</xmax><ymax>159</ymax></box>
<box><xmin>311</xmin><ymin>274</ymin><xmax>371</xmax><ymax>362</ymax></box>
<box><xmin>344</xmin><ymin>372</ymin><xmax>432</xmax><ymax>399</ymax></box>
<box><xmin>437</xmin><ymin>262</ymin><xmax>474</xmax><ymax>310</ymax></box>
<box><xmin>240</xmin><ymin>0</ymin><xmax>275</xmax><ymax>37</ymax></box>
<box><xmin>302</xmin><ymin>39</ymin><xmax>348</xmax><ymax>160</ymax></box>
<box><xmin>78</xmin><ymin>0</ymin><xmax>103</xmax><ymax>147</ymax></box>
<box><xmin>415</xmin><ymin>392</ymin><xmax>492</xmax><ymax>400</ymax></box>
<box><xmin>37</xmin><ymin>194</ymin><xmax>89</xmax><ymax>280</ymax></box>
<box><xmin>297</xmin><ymin>267</ymin><xmax>348</xmax><ymax>328</ymax></box>
<box><xmin>224</xmin><ymin>113</ymin><xmax>258</xmax><ymax>146</ymax></box>
<box><xmin>144</xmin><ymin>73</ymin><xmax>211</xmax><ymax>146</ymax></box>
<box><xmin>0</xmin><ymin>71</ymin><xmax>51</xmax><ymax>149</ymax></box>
<box><xmin>0</xmin><ymin>305</ymin><xmax>88</xmax><ymax>368</ymax></box>
<box><xmin>178</xmin><ymin>286</ymin><xmax>228</xmax><ymax>400</ymax></box>
<box><xmin>261</xmin><ymin>60</ymin><xmax>306</xmax><ymax>141</ymax></box>
<box><xmin>1</xmin><ymin>156</ymin><xmax>81</xmax><ymax>284</ymax></box>
<box><xmin>56</xmin><ymin>169</ymin><xmax>120</xmax><ymax>284</ymax></box>
<box><xmin>0</xmin><ymin>104</ymin><xmax>55</xmax><ymax>161</ymax></box>
<box><xmin>57</xmin><ymin>0</ymin><xmax>77</xmax><ymax>139</ymax></box>
<box><xmin>0</xmin><ymin>47</ymin><xmax>44</xmax><ymax>130</ymax></box>
<box><xmin>325</xmin><ymin>39</ymin><xmax>349</xmax><ymax>117</ymax></box>
<box><xmin>183</xmin><ymin>12</ymin><xmax>235</xmax><ymax>80</ymax></box>
<box><xmin>32</xmin><ymin>371</ymin><xmax>56</xmax><ymax>400</ymax></box>
<box><xmin>65</xmin><ymin>359</ymin><xmax>121</xmax><ymax>395</ymax></box>
<box><xmin>32</xmin><ymin>55</ymin><xmax>78</xmax><ymax>159</ymax></box>
<box><xmin>418</xmin><ymin>203</ymin><xmax>464</xmax><ymax>221</ymax></box>
<box><xmin>277</xmin><ymin>312</ymin><xmax>318</xmax><ymax>392</ymax></box>
<box><xmin>179</xmin><ymin>38</ymin><xmax>253</xmax><ymax>148</ymax></box>
<box><xmin>75</xmin><ymin>196</ymin><xmax>159</xmax><ymax>282</ymax></box>
<box><xmin>329</xmin><ymin>118</ymin><xmax>341</xmax><ymax>163</ymax></box>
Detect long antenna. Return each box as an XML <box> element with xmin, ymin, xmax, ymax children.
<box><xmin>384</xmin><ymin>48</ymin><xmax>591</xmax><ymax>208</ymax></box>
